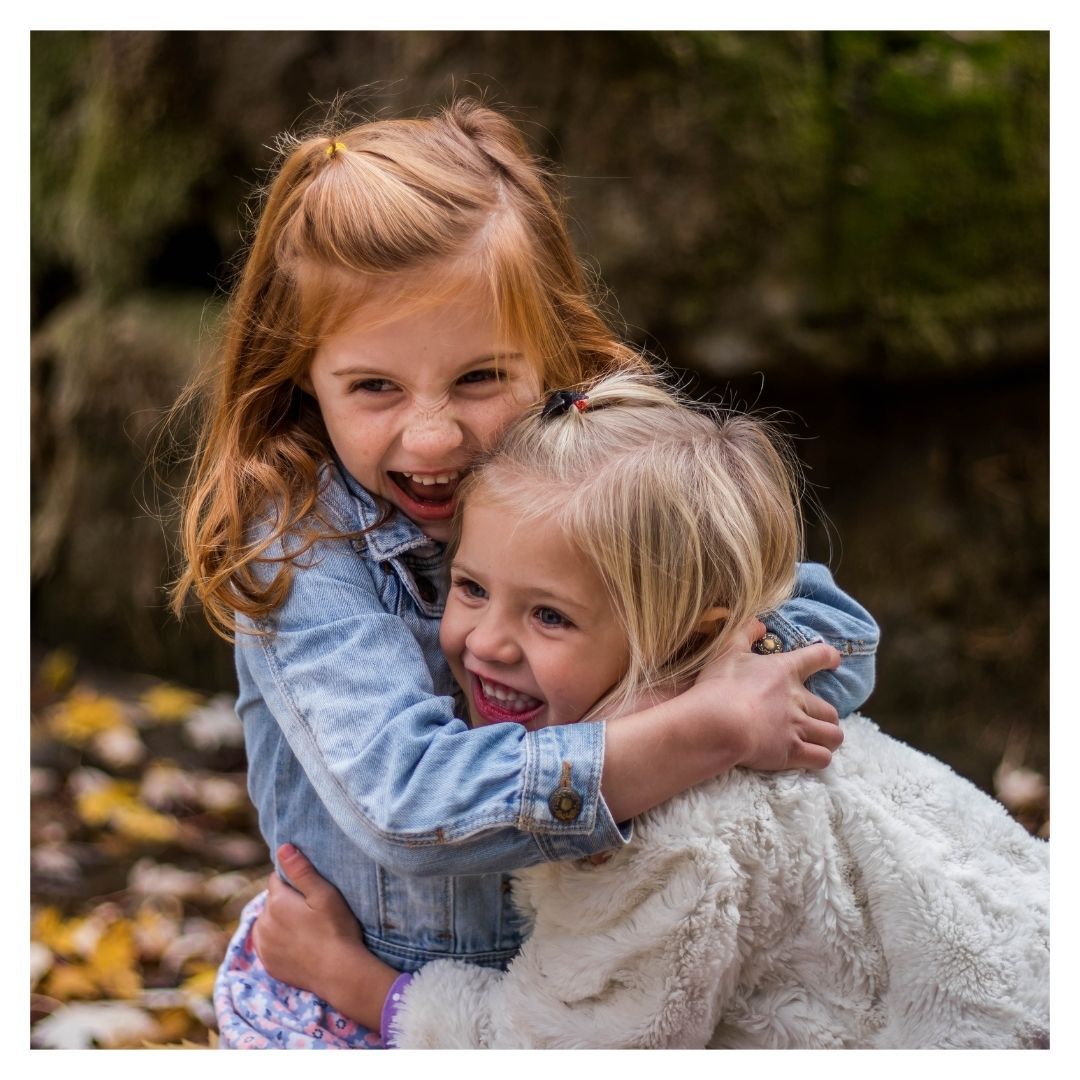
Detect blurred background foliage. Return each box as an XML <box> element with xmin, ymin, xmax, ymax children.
<box><xmin>30</xmin><ymin>33</ymin><xmax>1048</xmax><ymax>1040</ymax></box>
<box><xmin>30</xmin><ymin>27</ymin><xmax>1048</xmax><ymax>1047</ymax></box>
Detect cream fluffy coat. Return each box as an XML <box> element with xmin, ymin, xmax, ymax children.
<box><xmin>391</xmin><ymin>717</ymin><xmax>1049</xmax><ymax>1049</ymax></box>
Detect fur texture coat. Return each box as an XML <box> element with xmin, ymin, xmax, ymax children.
<box><xmin>390</xmin><ymin>716</ymin><xmax>1049</xmax><ymax>1049</ymax></box>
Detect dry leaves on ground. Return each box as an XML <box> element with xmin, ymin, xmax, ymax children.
<box><xmin>31</xmin><ymin>647</ymin><xmax>269</xmax><ymax>1048</ymax></box>
<box><xmin>30</xmin><ymin>645</ymin><xmax>1049</xmax><ymax>1048</ymax></box>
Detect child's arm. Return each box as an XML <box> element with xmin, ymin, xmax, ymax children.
<box><xmin>598</xmin><ymin>566</ymin><xmax>877</xmax><ymax>823</ymax></box>
<box><xmin>599</xmin><ymin>620</ymin><xmax>843</xmax><ymax>822</ymax></box>
<box><xmin>242</xmin><ymin>500</ymin><xmax>850</xmax><ymax>877</ymax></box>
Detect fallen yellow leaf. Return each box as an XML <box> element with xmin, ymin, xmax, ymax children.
<box><xmin>150</xmin><ymin>1007</ymin><xmax>198</xmax><ymax>1042</ymax></box>
<box><xmin>132</xmin><ymin>906</ymin><xmax>181</xmax><ymax>960</ymax></box>
<box><xmin>50</xmin><ymin>691</ymin><xmax>126</xmax><ymax>744</ymax></box>
<box><xmin>33</xmin><ymin>908</ymin><xmax>86</xmax><ymax>958</ymax></box>
<box><xmin>112</xmin><ymin>803</ymin><xmax>180</xmax><ymax>844</ymax></box>
<box><xmin>75</xmin><ymin>779</ymin><xmax>140</xmax><ymax>828</ymax></box>
<box><xmin>90</xmin><ymin>920</ymin><xmax>142</xmax><ymax>999</ymax></box>
<box><xmin>141</xmin><ymin>684</ymin><xmax>205</xmax><ymax>724</ymax></box>
<box><xmin>73</xmin><ymin>779</ymin><xmax>180</xmax><ymax>843</ymax></box>
<box><xmin>180</xmin><ymin>967</ymin><xmax>218</xmax><ymax>998</ymax></box>
<box><xmin>42</xmin><ymin>963</ymin><xmax>99</xmax><ymax>1001</ymax></box>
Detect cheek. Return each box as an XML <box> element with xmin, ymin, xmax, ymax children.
<box><xmin>316</xmin><ymin>397</ymin><xmax>351</xmax><ymax>439</ymax></box>
<box><xmin>543</xmin><ymin>655</ymin><xmax>598</xmax><ymax>713</ymax></box>
<box><xmin>470</xmin><ymin>395</ymin><xmax>532</xmax><ymax>448</ymax></box>
<box><xmin>326</xmin><ymin>407</ymin><xmax>389</xmax><ymax>457</ymax></box>
<box><xmin>556</xmin><ymin>637</ymin><xmax>629</xmax><ymax>717</ymax></box>
<box><xmin>439</xmin><ymin>604</ymin><xmax>467</xmax><ymax>660</ymax></box>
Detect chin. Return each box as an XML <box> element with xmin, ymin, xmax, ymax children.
<box><xmin>411</xmin><ymin>511</ymin><xmax>456</xmax><ymax>542</ymax></box>
<box><xmin>419</xmin><ymin>525</ymin><xmax>452</xmax><ymax>543</ymax></box>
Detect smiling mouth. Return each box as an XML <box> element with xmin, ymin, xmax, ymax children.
<box><xmin>389</xmin><ymin>471</ymin><xmax>464</xmax><ymax>517</ymax></box>
<box><xmin>470</xmin><ymin>673</ymin><xmax>544</xmax><ymax>726</ymax></box>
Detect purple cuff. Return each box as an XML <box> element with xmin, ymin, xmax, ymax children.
<box><xmin>380</xmin><ymin>971</ymin><xmax>414</xmax><ymax>1048</ymax></box>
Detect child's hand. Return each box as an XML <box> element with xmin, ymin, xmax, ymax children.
<box><xmin>693</xmin><ymin>619</ymin><xmax>844</xmax><ymax>772</ymax></box>
<box><xmin>253</xmin><ymin>844</ymin><xmax>399</xmax><ymax>1031</ymax></box>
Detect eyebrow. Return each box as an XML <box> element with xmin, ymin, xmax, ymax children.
<box><xmin>330</xmin><ymin>352</ymin><xmax>527</xmax><ymax>379</ymax></box>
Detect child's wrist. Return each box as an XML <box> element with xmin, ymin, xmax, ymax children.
<box><xmin>320</xmin><ymin>946</ymin><xmax>400</xmax><ymax>1032</ymax></box>
<box><xmin>674</xmin><ymin>682</ymin><xmax>747</xmax><ymax>774</ymax></box>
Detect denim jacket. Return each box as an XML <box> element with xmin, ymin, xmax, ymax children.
<box><xmin>236</xmin><ymin>461</ymin><xmax>878</xmax><ymax>971</ymax></box>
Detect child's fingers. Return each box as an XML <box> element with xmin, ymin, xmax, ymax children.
<box><xmin>276</xmin><ymin>843</ymin><xmax>328</xmax><ymax>904</ymax></box>
<box><xmin>792</xmin><ymin>741</ymin><xmax>834</xmax><ymax>771</ymax></box>
<box><xmin>277</xmin><ymin>842</ymin><xmax>353</xmax><ymax>918</ymax></box>
<box><xmin>265</xmin><ymin>865</ymin><xmax>305</xmax><ymax>916</ymax></box>
<box><xmin>801</xmin><ymin>713</ymin><xmax>845</xmax><ymax>752</ymax></box>
<box><xmin>277</xmin><ymin>841</ymin><xmax>309</xmax><ymax>868</ymax></box>
<box><xmin>743</xmin><ymin>619</ymin><xmax>769</xmax><ymax>649</ymax></box>
<box><xmin>789</xmin><ymin>642</ymin><xmax>842</xmax><ymax>681</ymax></box>
<box><xmin>800</xmin><ymin>688</ymin><xmax>840</xmax><ymax>727</ymax></box>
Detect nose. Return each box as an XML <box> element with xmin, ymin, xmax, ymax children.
<box><xmin>400</xmin><ymin>400</ymin><xmax>464</xmax><ymax>460</ymax></box>
<box><xmin>466</xmin><ymin>608</ymin><xmax>522</xmax><ymax>667</ymax></box>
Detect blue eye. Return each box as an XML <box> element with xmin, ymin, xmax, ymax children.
<box><xmin>453</xmin><ymin>576</ymin><xmax>487</xmax><ymax>601</ymax></box>
<box><xmin>535</xmin><ymin>607</ymin><xmax>571</xmax><ymax>628</ymax></box>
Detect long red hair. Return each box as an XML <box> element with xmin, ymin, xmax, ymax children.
<box><xmin>171</xmin><ymin>98</ymin><xmax>648</xmax><ymax>639</ymax></box>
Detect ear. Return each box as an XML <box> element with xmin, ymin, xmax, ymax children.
<box><xmin>297</xmin><ymin>372</ymin><xmax>315</xmax><ymax>396</ymax></box>
<box><xmin>692</xmin><ymin>606</ymin><xmax>730</xmax><ymax>636</ymax></box>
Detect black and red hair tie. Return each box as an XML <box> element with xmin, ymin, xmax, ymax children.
<box><xmin>541</xmin><ymin>389</ymin><xmax>589</xmax><ymax>420</ymax></box>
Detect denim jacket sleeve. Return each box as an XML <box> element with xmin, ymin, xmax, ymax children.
<box><xmin>763</xmin><ymin>562</ymin><xmax>879</xmax><ymax>718</ymax></box>
<box><xmin>237</xmin><ymin>521</ymin><xmax>629</xmax><ymax>879</ymax></box>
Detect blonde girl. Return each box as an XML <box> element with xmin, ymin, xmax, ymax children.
<box><xmin>257</xmin><ymin>372</ymin><xmax>1048</xmax><ymax>1049</ymax></box>
<box><xmin>173</xmin><ymin>99</ymin><xmax>875</xmax><ymax>1049</ymax></box>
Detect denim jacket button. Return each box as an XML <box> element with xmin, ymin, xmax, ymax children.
<box><xmin>549</xmin><ymin>787</ymin><xmax>583</xmax><ymax>822</ymax></box>
<box><xmin>752</xmin><ymin>632</ymin><xmax>784</xmax><ymax>655</ymax></box>
<box><xmin>549</xmin><ymin>761</ymin><xmax>583</xmax><ymax>822</ymax></box>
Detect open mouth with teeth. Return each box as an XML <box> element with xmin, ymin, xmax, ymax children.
<box><xmin>469</xmin><ymin>673</ymin><xmax>544</xmax><ymax>727</ymax></box>
<box><xmin>388</xmin><ymin>470</ymin><xmax>464</xmax><ymax>522</ymax></box>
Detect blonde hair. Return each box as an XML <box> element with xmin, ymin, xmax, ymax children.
<box><xmin>170</xmin><ymin>98</ymin><xmax>647</xmax><ymax>638</ymax></box>
<box><xmin>457</xmin><ymin>371</ymin><xmax>804</xmax><ymax>717</ymax></box>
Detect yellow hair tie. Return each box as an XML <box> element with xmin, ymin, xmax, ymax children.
<box><xmin>325</xmin><ymin>141</ymin><xmax>346</xmax><ymax>159</ymax></box>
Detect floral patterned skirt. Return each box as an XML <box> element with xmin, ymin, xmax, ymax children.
<box><xmin>213</xmin><ymin>891</ymin><xmax>384</xmax><ymax>1049</ymax></box>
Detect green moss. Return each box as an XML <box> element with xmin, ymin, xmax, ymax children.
<box><xmin>32</xmin><ymin>32</ymin><xmax>216</xmax><ymax>297</ymax></box>
<box><xmin>803</xmin><ymin>31</ymin><xmax>1047</xmax><ymax>366</ymax></box>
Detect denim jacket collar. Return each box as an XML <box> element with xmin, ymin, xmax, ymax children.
<box><xmin>328</xmin><ymin>457</ymin><xmax>440</xmax><ymax>559</ymax></box>
<box><xmin>327</xmin><ymin>457</ymin><xmax>446</xmax><ymax>617</ymax></box>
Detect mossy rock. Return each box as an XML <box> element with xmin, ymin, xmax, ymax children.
<box><xmin>31</xmin><ymin>291</ymin><xmax>233</xmax><ymax>687</ymax></box>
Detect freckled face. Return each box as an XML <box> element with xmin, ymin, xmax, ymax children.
<box><xmin>440</xmin><ymin>498</ymin><xmax>632</xmax><ymax>731</ymax></box>
<box><xmin>305</xmin><ymin>286</ymin><xmax>542</xmax><ymax>542</ymax></box>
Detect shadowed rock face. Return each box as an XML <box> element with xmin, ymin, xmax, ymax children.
<box><xmin>30</xmin><ymin>30</ymin><xmax>1048</xmax><ymax>791</ymax></box>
